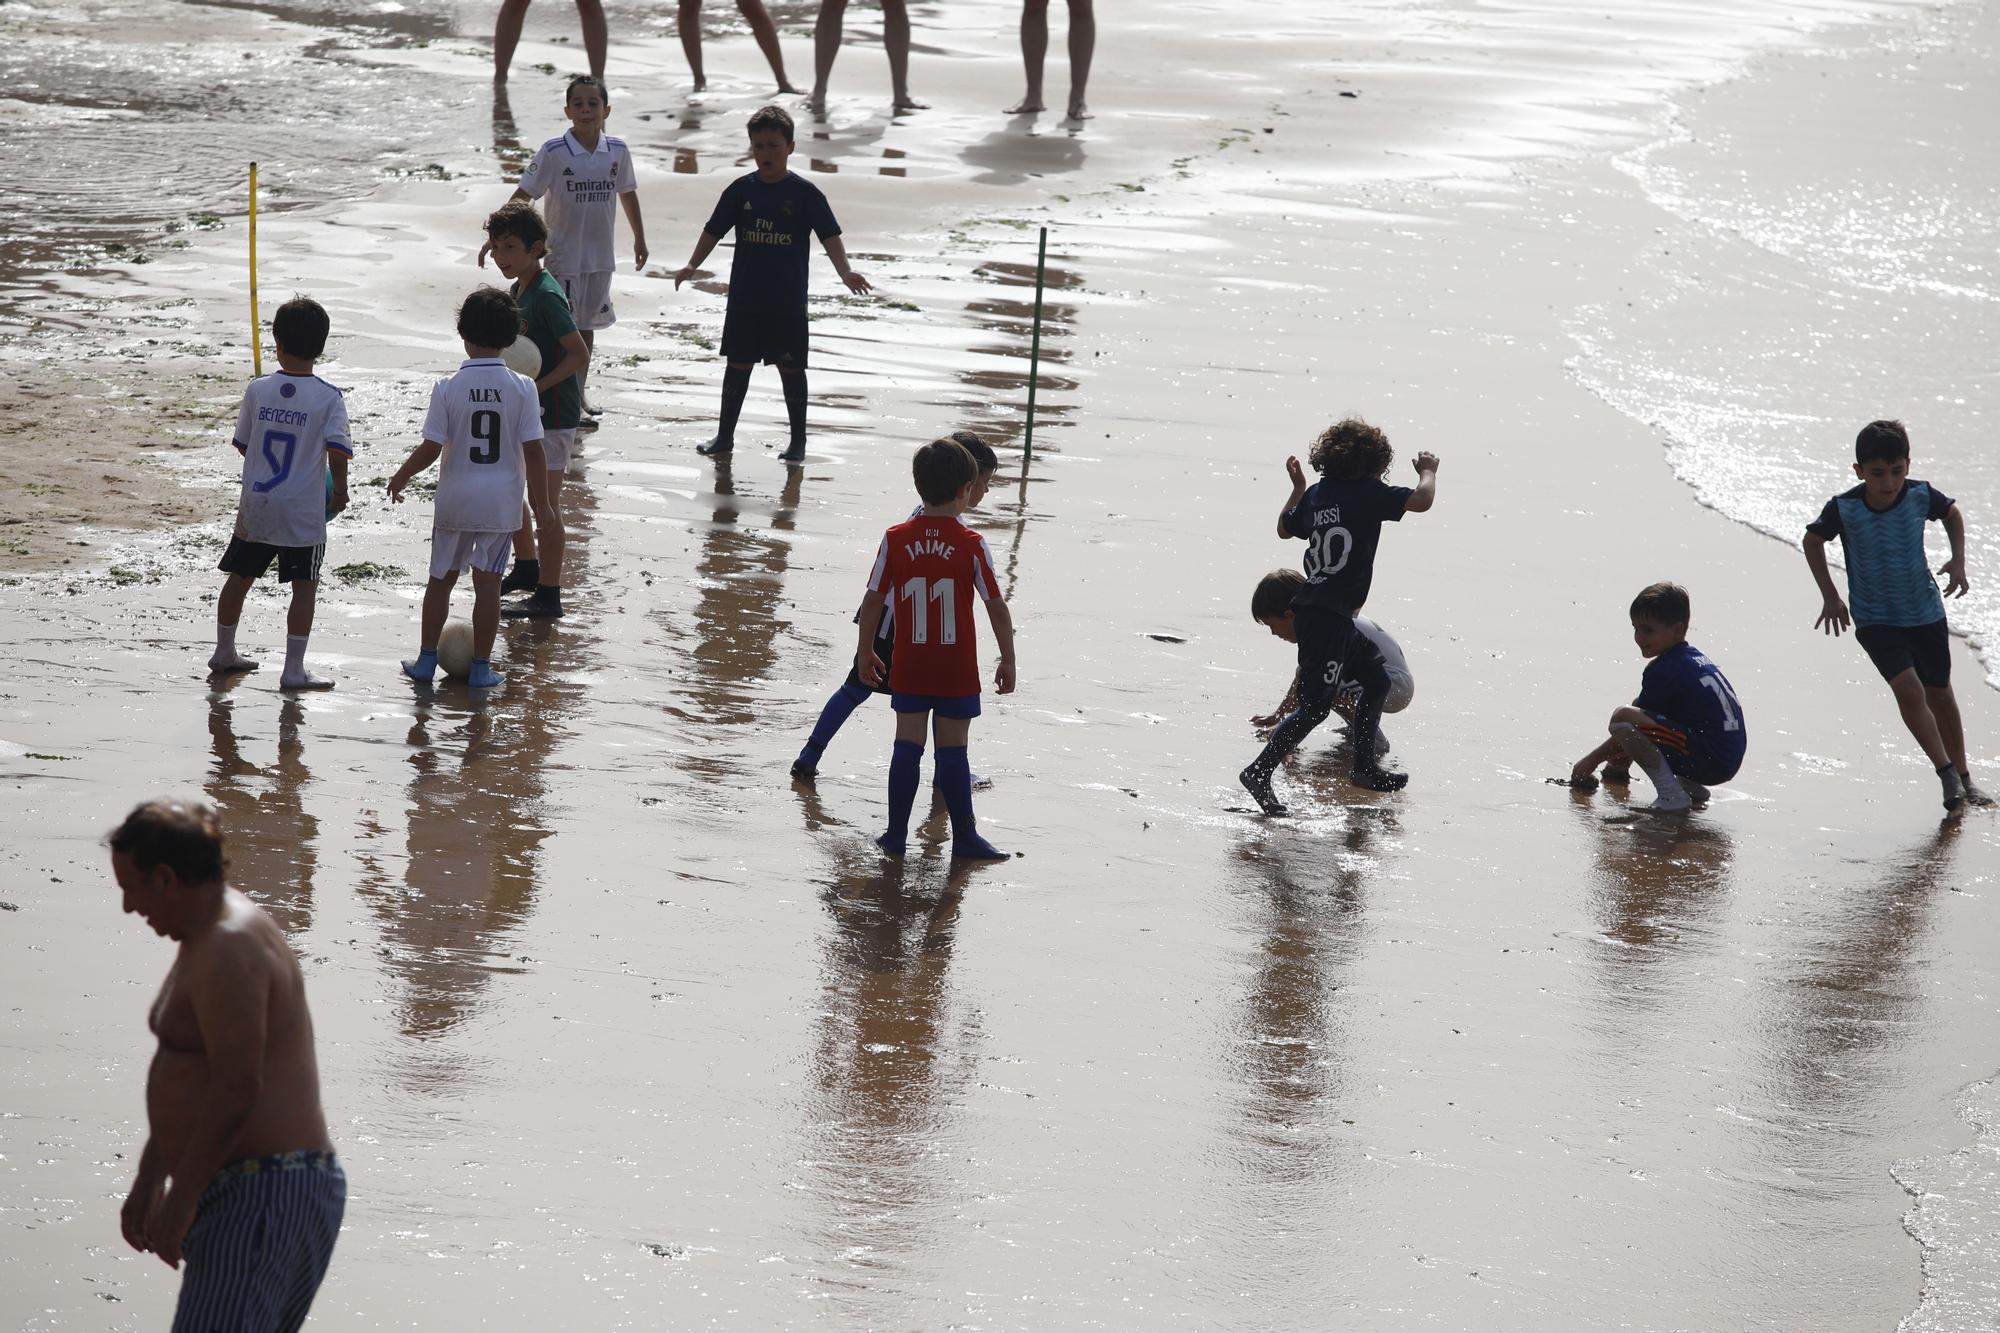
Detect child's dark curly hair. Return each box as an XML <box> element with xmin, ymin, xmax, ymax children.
<box><xmin>1307</xmin><ymin>417</ymin><xmax>1393</xmax><ymax>480</ymax></box>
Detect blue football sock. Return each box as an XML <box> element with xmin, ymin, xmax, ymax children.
<box><xmin>400</xmin><ymin>647</ymin><xmax>438</xmax><ymax>682</ymax></box>
<box><xmin>936</xmin><ymin>745</ymin><xmax>1004</xmax><ymax>858</ymax></box>
<box><xmin>466</xmin><ymin>658</ymin><xmax>505</xmax><ymax>689</ymax></box>
<box><xmin>806</xmin><ymin>681</ymin><xmax>872</xmax><ymax>754</ymax></box>
<box><xmin>880</xmin><ymin>738</ymin><xmax>923</xmax><ymax>855</ymax></box>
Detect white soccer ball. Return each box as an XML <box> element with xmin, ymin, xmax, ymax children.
<box><xmin>501</xmin><ymin>336</ymin><xmax>541</xmax><ymax>380</ymax></box>
<box><xmin>437</xmin><ymin>621</ymin><xmax>477</xmax><ymax>679</ymax></box>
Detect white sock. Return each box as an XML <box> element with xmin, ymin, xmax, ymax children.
<box><xmin>1611</xmin><ymin>723</ymin><xmax>1688</xmax><ymax>804</ymax></box>
<box><xmin>284</xmin><ymin>634</ymin><xmax>308</xmax><ymax>677</ymax></box>
<box><xmin>217</xmin><ymin>622</ymin><xmax>237</xmax><ymax>655</ymax></box>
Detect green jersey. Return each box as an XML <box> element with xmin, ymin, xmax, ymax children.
<box><xmin>513</xmin><ymin>270</ymin><xmax>581</xmax><ymax>430</ymax></box>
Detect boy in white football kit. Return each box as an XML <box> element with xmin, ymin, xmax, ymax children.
<box><xmin>387</xmin><ymin>288</ymin><xmax>546</xmax><ymax>689</ymax></box>
<box><xmin>209</xmin><ymin>296</ymin><xmax>352</xmax><ymax>691</ymax></box>
<box><xmin>480</xmin><ymin>74</ymin><xmax>647</xmax><ymax>425</ymax></box>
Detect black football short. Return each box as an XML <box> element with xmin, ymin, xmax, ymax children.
<box><xmin>1855</xmin><ymin>618</ymin><xmax>1950</xmax><ymax>688</ymax></box>
<box><xmin>721</xmin><ymin>303</ymin><xmax>809</xmax><ymax>369</ymax></box>
<box><xmin>845</xmin><ymin>631</ymin><xmax>895</xmax><ymax>696</ymax></box>
<box><xmin>219</xmin><ymin>536</ymin><xmax>324</xmax><ymax>584</ymax></box>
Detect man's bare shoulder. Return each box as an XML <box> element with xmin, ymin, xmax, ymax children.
<box><xmin>179</xmin><ymin>891</ymin><xmax>290</xmax><ymax>991</ymax></box>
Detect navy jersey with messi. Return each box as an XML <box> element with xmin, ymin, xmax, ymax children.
<box><xmin>1635</xmin><ymin>642</ymin><xmax>1746</xmax><ymax>779</ymax></box>
<box><xmin>1282</xmin><ymin>476</ymin><xmax>1414</xmax><ymax>613</ymax></box>
<box><xmin>703</xmin><ymin>171</ymin><xmax>841</xmax><ymax>311</ymax></box>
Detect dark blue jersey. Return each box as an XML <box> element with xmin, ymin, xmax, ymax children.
<box><xmin>1282</xmin><ymin>476</ymin><xmax>1414</xmax><ymax>613</ymax></box>
<box><xmin>703</xmin><ymin>171</ymin><xmax>841</xmax><ymax>312</ymax></box>
<box><xmin>1635</xmin><ymin>642</ymin><xmax>1746</xmax><ymax>764</ymax></box>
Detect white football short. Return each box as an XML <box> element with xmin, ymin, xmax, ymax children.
<box><xmin>556</xmin><ymin>270</ymin><xmax>615</xmax><ymax>331</ymax></box>
<box><xmin>430</xmin><ymin>528</ymin><xmax>513</xmax><ymax>580</ymax></box>
<box><xmin>1382</xmin><ymin>664</ymin><xmax>1415</xmax><ymax>714</ymax></box>
<box><xmin>540</xmin><ymin>428</ymin><xmax>576</xmax><ymax>473</ymax></box>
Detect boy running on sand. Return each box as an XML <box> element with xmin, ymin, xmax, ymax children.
<box><xmin>794</xmin><ymin>431</ymin><xmax>999</xmax><ymax>781</ymax></box>
<box><xmin>1570</xmin><ymin>582</ymin><xmax>1746</xmax><ymax>811</ymax></box>
<box><xmin>209</xmin><ymin>296</ymin><xmax>352</xmax><ymax>691</ymax></box>
<box><xmin>1803</xmin><ymin>419</ymin><xmax>1988</xmax><ymax>810</ymax></box>
<box><xmin>387</xmin><ymin>288</ymin><xmax>547</xmax><ymax>689</ymax></box>
<box><xmin>1239</xmin><ymin>418</ymin><xmax>1437</xmax><ymax>814</ymax></box>
<box><xmin>484</xmin><ymin>202</ymin><xmax>589</xmax><ymax>619</ymax></box>
<box><xmin>859</xmin><ymin>437</ymin><xmax>1016</xmax><ymax>860</ymax></box>
<box><xmin>479</xmin><ymin>75</ymin><xmax>644</xmax><ymax>427</ymax></box>
<box><xmin>674</xmin><ymin>104</ymin><xmax>870</xmax><ymax>462</ymax></box>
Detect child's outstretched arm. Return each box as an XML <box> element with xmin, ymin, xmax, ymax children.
<box><xmin>821</xmin><ymin>236</ymin><xmax>872</xmax><ymax>295</ymax></box>
<box><xmin>1940</xmin><ymin>502</ymin><xmax>1969</xmax><ymax>598</ymax></box>
<box><xmin>856</xmin><ymin>590</ymin><xmax>890</xmax><ymax>686</ymax></box>
<box><xmin>986</xmin><ymin>595</ymin><xmax>1017</xmax><ymax>694</ymax></box>
<box><xmin>1571</xmin><ymin>735</ymin><xmax>1623</xmax><ymax>788</ymax></box>
<box><xmin>618</xmin><ymin>191</ymin><xmax>649</xmax><ymax>272</ymax></box>
<box><xmin>1251</xmin><ymin>668</ymin><xmax>1302</xmax><ymax>734</ymax></box>
<box><xmin>1803</xmin><ymin>533</ymin><xmax>1851</xmax><ymax>635</ymax></box>
<box><xmin>1277</xmin><ymin>456</ymin><xmax>1308</xmax><ymax>539</ymax></box>
<box><xmin>673</xmin><ymin>230</ymin><xmax>722</xmax><ymax>288</ymax></box>
<box><xmin>386</xmin><ymin>441</ymin><xmax>443</xmax><ymax>503</ymax></box>
<box><xmin>1405</xmin><ymin>451</ymin><xmax>1440</xmax><ymax>512</ymax></box>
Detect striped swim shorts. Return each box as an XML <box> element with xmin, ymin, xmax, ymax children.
<box><xmin>173</xmin><ymin>1150</ymin><xmax>346</xmax><ymax>1333</ymax></box>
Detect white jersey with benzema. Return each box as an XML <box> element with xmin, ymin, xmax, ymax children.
<box><xmin>518</xmin><ymin>131</ymin><xmax>635</xmax><ymax>276</ymax></box>
<box><xmin>423</xmin><ymin>359</ymin><xmax>543</xmax><ymax>532</ymax></box>
<box><xmin>231</xmin><ymin>371</ymin><xmax>353</xmax><ymax>548</ymax></box>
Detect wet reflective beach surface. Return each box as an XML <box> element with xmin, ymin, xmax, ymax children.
<box><xmin>5</xmin><ymin>0</ymin><xmax>2000</xmax><ymax>1328</ymax></box>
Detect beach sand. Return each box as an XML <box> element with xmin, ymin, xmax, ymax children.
<box><xmin>4</xmin><ymin>0</ymin><xmax>1998</xmax><ymax>1328</ymax></box>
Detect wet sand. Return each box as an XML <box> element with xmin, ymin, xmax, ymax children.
<box><xmin>5</xmin><ymin>0</ymin><xmax>2000</xmax><ymax>1329</ymax></box>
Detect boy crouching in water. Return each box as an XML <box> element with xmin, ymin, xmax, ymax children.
<box><xmin>1572</xmin><ymin>582</ymin><xmax>1746</xmax><ymax>811</ymax></box>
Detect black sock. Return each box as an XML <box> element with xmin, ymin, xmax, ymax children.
<box><xmin>717</xmin><ymin>365</ymin><xmax>752</xmax><ymax>444</ymax></box>
<box><xmin>535</xmin><ymin>584</ymin><xmax>561</xmax><ymax>604</ymax></box>
<box><xmin>782</xmin><ymin>371</ymin><xmax>808</xmax><ymax>450</ymax></box>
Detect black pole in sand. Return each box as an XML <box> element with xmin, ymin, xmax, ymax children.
<box><xmin>1023</xmin><ymin>226</ymin><xmax>1048</xmax><ymax>461</ymax></box>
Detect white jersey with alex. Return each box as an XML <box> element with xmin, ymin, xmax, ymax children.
<box><xmin>518</xmin><ymin>130</ymin><xmax>635</xmax><ymax>276</ymax></box>
<box><xmin>422</xmin><ymin>358</ymin><xmax>542</xmax><ymax>532</ymax></box>
<box><xmin>231</xmin><ymin>371</ymin><xmax>353</xmax><ymax>548</ymax></box>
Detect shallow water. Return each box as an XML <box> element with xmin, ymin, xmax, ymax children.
<box><xmin>6</xmin><ymin>0</ymin><xmax>2000</xmax><ymax>1329</ymax></box>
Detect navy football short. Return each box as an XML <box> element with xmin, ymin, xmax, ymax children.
<box><xmin>219</xmin><ymin>537</ymin><xmax>324</xmax><ymax>584</ymax></box>
<box><xmin>845</xmin><ymin>632</ymin><xmax>896</xmax><ymax>696</ymax></box>
<box><xmin>1855</xmin><ymin>619</ymin><xmax>1950</xmax><ymax>688</ymax></box>
<box><xmin>721</xmin><ymin>303</ymin><xmax>809</xmax><ymax>369</ymax></box>
<box><xmin>891</xmin><ymin>692</ymin><xmax>981</xmax><ymax>719</ymax></box>
<box><xmin>1637</xmin><ymin>711</ymin><xmax>1743</xmax><ymax>785</ymax></box>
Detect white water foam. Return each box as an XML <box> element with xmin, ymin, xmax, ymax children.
<box><xmin>1893</xmin><ymin>1075</ymin><xmax>2000</xmax><ymax>1330</ymax></box>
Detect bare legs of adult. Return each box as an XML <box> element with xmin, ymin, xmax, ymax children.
<box><xmin>1005</xmin><ymin>0</ymin><xmax>1094</xmax><ymax>119</ymax></box>
<box><xmin>494</xmin><ymin>0</ymin><xmax>608</xmax><ymax>83</ymax></box>
<box><xmin>810</xmin><ymin>0</ymin><xmax>925</xmax><ymax>115</ymax></box>
<box><xmin>680</xmin><ymin>1</ymin><xmax>801</xmax><ymax>93</ymax></box>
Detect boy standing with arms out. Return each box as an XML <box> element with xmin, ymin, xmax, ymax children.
<box><xmin>481</xmin><ymin>75</ymin><xmax>644</xmax><ymax>426</ymax></box>
<box><xmin>485</xmin><ymin>202</ymin><xmax>589</xmax><ymax>619</ymax></box>
<box><xmin>387</xmin><ymin>289</ymin><xmax>546</xmax><ymax>689</ymax></box>
<box><xmin>1571</xmin><ymin>583</ymin><xmax>1747</xmax><ymax>811</ymax></box>
<box><xmin>1240</xmin><ymin>418</ymin><xmax>1437</xmax><ymax>815</ymax></box>
<box><xmin>209</xmin><ymin>296</ymin><xmax>352</xmax><ymax>691</ymax></box>
<box><xmin>110</xmin><ymin>799</ymin><xmax>343</xmax><ymax>1332</ymax></box>
<box><xmin>858</xmin><ymin>437</ymin><xmax>1016</xmax><ymax>860</ymax></box>
<box><xmin>674</xmin><ymin>105</ymin><xmax>871</xmax><ymax>463</ymax></box>
<box><xmin>1803</xmin><ymin>419</ymin><xmax>1988</xmax><ymax>810</ymax></box>
<box><xmin>794</xmin><ymin>431</ymin><xmax>999</xmax><ymax>780</ymax></box>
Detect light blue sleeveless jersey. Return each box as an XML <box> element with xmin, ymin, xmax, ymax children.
<box><xmin>1825</xmin><ymin>481</ymin><xmax>1948</xmax><ymax>628</ymax></box>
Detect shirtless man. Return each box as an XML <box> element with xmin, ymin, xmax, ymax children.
<box><xmin>110</xmin><ymin>799</ymin><xmax>344</xmax><ymax>1333</ymax></box>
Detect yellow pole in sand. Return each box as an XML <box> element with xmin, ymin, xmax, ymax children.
<box><xmin>248</xmin><ymin>162</ymin><xmax>261</xmax><ymax>376</ymax></box>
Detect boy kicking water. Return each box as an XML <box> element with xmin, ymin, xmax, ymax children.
<box><xmin>209</xmin><ymin>296</ymin><xmax>352</xmax><ymax>691</ymax></box>
<box><xmin>858</xmin><ymin>437</ymin><xmax>1015</xmax><ymax>860</ymax></box>
<box><xmin>484</xmin><ymin>202</ymin><xmax>589</xmax><ymax>619</ymax></box>
<box><xmin>794</xmin><ymin>430</ymin><xmax>999</xmax><ymax>780</ymax></box>
<box><xmin>674</xmin><ymin>104</ymin><xmax>870</xmax><ymax>462</ymax></box>
<box><xmin>479</xmin><ymin>75</ymin><xmax>645</xmax><ymax>429</ymax></box>
<box><xmin>387</xmin><ymin>288</ymin><xmax>547</xmax><ymax>689</ymax></box>
<box><xmin>1803</xmin><ymin>418</ymin><xmax>1988</xmax><ymax>810</ymax></box>
<box><xmin>1239</xmin><ymin>418</ymin><xmax>1438</xmax><ymax>815</ymax></box>
<box><xmin>1570</xmin><ymin>582</ymin><xmax>1746</xmax><ymax>811</ymax></box>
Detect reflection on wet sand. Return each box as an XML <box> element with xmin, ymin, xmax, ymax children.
<box><xmin>944</xmin><ymin>256</ymin><xmax>1081</xmax><ymax>449</ymax></box>
<box><xmin>668</xmin><ymin>457</ymin><xmax>802</xmax><ymax>745</ymax></box>
<box><xmin>795</xmin><ymin>785</ymin><xmax>977</xmax><ymax>1309</ymax></box>
<box><xmin>356</xmin><ymin>478</ymin><xmax>597</xmax><ymax>1065</ymax></box>
<box><xmin>961</xmin><ymin>125</ymin><xmax>1088</xmax><ymax>186</ymax></box>
<box><xmin>205</xmin><ymin>686</ymin><xmax>319</xmax><ymax>935</ymax></box>
<box><xmin>1581</xmin><ymin>800</ymin><xmax>1735</xmax><ymax>1010</ymax></box>
<box><xmin>491</xmin><ymin>84</ymin><xmax>530</xmax><ymax>182</ymax></box>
